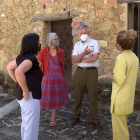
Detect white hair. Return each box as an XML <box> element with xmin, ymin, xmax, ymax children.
<box><xmin>77</xmin><ymin>25</ymin><xmax>90</xmax><ymax>33</ymax></box>
<box><xmin>46</xmin><ymin>33</ymin><xmax>57</xmax><ymax>47</ymax></box>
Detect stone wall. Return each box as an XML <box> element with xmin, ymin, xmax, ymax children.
<box><xmin>0</xmin><ymin>0</ymin><xmax>45</xmax><ymax>94</ymax></box>
<box><xmin>0</xmin><ymin>0</ymin><xmax>129</xmax><ymax>94</ymax></box>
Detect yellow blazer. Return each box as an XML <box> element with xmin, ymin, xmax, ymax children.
<box><xmin>111</xmin><ymin>50</ymin><xmax>139</xmax><ymax>115</ymax></box>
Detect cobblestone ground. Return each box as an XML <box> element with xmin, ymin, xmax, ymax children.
<box><xmin>0</xmin><ymin>98</ymin><xmax>140</xmax><ymax>140</ymax></box>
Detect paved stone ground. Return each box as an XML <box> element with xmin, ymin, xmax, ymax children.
<box><xmin>0</xmin><ymin>98</ymin><xmax>140</xmax><ymax>140</ymax></box>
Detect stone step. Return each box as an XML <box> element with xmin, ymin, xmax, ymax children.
<box><xmin>0</xmin><ymin>99</ymin><xmax>19</xmax><ymax>120</ymax></box>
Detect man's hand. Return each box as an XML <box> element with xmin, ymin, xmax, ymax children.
<box><xmin>80</xmin><ymin>53</ymin><xmax>98</xmax><ymax>63</ymax></box>
<box><xmin>72</xmin><ymin>47</ymin><xmax>92</xmax><ymax>63</ymax></box>
<box><xmin>23</xmin><ymin>91</ymin><xmax>29</xmax><ymax>100</ymax></box>
<box><xmin>83</xmin><ymin>46</ymin><xmax>92</xmax><ymax>55</ymax></box>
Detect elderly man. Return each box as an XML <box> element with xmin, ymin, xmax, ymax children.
<box><xmin>71</xmin><ymin>25</ymin><xmax>102</xmax><ymax>130</ymax></box>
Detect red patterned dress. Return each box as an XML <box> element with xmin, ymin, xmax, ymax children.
<box><xmin>40</xmin><ymin>53</ymin><xmax>68</xmax><ymax>110</ymax></box>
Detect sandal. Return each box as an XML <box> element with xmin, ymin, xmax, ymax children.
<box><xmin>50</xmin><ymin>121</ymin><xmax>56</xmax><ymax>127</ymax></box>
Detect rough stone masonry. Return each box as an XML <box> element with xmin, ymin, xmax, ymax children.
<box><xmin>0</xmin><ymin>0</ymin><xmax>139</xmax><ymax>98</ymax></box>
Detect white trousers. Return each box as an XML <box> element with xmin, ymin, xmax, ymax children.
<box><xmin>17</xmin><ymin>92</ymin><xmax>40</xmax><ymax>140</ymax></box>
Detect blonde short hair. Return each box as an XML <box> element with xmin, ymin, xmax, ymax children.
<box><xmin>46</xmin><ymin>33</ymin><xmax>57</xmax><ymax>47</ymax></box>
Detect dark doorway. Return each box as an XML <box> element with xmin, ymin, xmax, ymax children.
<box><xmin>51</xmin><ymin>19</ymin><xmax>73</xmax><ymax>93</ymax></box>
<box><xmin>128</xmin><ymin>3</ymin><xmax>140</xmax><ymax>60</ymax></box>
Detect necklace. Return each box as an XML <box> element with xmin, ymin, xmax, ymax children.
<box><xmin>49</xmin><ymin>50</ymin><xmax>60</xmax><ymax>65</ymax></box>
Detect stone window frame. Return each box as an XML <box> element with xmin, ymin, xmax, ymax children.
<box><xmin>31</xmin><ymin>11</ymin><xmax>78</xmax><ymax>47</ymax></box>
<box><xmin>118</xmin><ymin>0</ymin><xmax>140</xmax><ymax>60</ymax></box>
<box><xmin>118</xmin><ymin>0</ymin><xmax>140</xmax><ymax>4</ymax></box>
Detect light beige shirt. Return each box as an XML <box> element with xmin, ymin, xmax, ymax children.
<box><xmin>72</xmin><ymin>37</ymin><xmax>100</xmax><ymax>67</ymax></box>
<box><xmin>110</xmin><ymin>50</ymin><xmax>139</xmax><ymax>115</ymax></box>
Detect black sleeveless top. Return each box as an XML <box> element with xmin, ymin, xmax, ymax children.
<box><xmin>16</xmin><ymin>53</ymin><xmax>43</xmax><ymax>100</ymax></box>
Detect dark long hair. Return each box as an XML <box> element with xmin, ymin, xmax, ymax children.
<box><xmin>20</xmin><ymin>33</ymin><xmax>39</xmax><ymax>56</ymax></box>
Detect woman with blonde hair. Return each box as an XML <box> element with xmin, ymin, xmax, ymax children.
<box><xmin>37</xmin><ymin>33</ymin><xmax>68</xmax><ymax>126</ymax></box>
<box><xmin>108</xmin><ymin>29</ymin><xmax>139</xmax><ymax>140</ymax></box>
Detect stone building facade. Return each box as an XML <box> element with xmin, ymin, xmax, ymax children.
<box><xmin>0</xmin><ymin>0</ymin><xmax>139</xmax><ymax>94</ymax></box>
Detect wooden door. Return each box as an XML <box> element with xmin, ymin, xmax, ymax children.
<box><xmin>51</xmin><ymin>20</ymin><xmax>73</xmax><ymax>93</ymax></box>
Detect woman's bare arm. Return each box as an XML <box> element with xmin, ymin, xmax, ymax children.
<box><xmin>6</xmin><ymin>60</ymin><xmax>17</xmax><ymax>83</ymax></box>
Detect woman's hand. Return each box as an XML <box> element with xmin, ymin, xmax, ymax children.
<box><xmin>23</xmin><ymin>91</ymin><xmax>29</xmax><ymax>100</ymax></box>
<box><xmin>107</xmin><ymin>72</ymin><xmax>114</xmax><ymax>80</ymax></box>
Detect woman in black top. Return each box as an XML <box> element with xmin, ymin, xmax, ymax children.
<box><xmin>7</xmin><ymin>33</ymin><xmax>43</xmax><ymax>140</ymax></box>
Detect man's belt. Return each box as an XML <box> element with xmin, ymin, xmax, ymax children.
<box><xmin>77</xmin><ymin>66</ymin><xmax>97</xmax><ymax>70</ymax></box>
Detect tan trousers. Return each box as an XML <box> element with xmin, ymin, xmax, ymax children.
<box><xmin>112</xmin><ymin>113</ymin><xmax>129</xmax><ymax>140</ymax></box>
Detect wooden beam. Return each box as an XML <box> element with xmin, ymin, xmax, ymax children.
<box><xmin>118</xmin><ymin>0</ymin><xmax>140</xmax><ymax>3</ymax></box>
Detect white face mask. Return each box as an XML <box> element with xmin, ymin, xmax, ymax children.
<box><xmin>80</xmin><ymin>34</ymin><xmax>88</xmax><ymax>41</ymax></box>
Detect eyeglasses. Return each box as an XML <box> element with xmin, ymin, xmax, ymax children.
<box><xmin>53</xmin><ymin>38</ymin><xmax>60</xmax><ymax>41</ymax></box>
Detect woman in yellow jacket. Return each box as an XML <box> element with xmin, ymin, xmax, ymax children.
<box><xmin>108</xmin><ymin>29</ymin><xmax>139</xmax><ymax>140</ymax></box>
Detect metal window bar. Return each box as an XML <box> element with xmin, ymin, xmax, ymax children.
<box><xmin>129</xmin><ymin>3</ymin><xmax>140</xmax><ymax>60</ymax></box>
<box><xmin>138</xmin><ymin>3</ymin><xmax>140</xmax><ymax>59</ymax></box>
<box><xmin>132</xmin><ymin>3</ymin><xmax>134</xmax><ymax>31</ymax></box>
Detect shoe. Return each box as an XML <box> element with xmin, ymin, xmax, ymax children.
<box><xmin>93</xmin><ymin>122</ymin><xmax>103</xmax><ymax>130</ymax></box>
<box><xmin>71</xmin><ymin>117</ymin><xmax>80</xmax><ymax>125</ymax></box>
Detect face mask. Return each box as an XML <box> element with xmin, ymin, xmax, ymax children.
<box><xmin>38</xmin><ymin>44</ymin><xmax>41</xmax><ymax>52</ymax></box>
<box><xmin>51</xmin><ymin>41</ymin><xmax>59</xmax><ymax>46</ymax></box>
<box><xmin>80</xmin><ymin>34</ymin><xmax>88</xmax><ymax>41</ymax></box>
